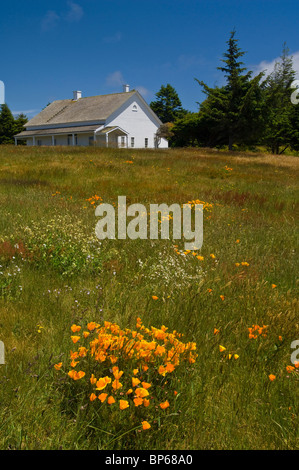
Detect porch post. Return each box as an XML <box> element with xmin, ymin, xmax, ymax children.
<box><xmin>14</xmin><ymin>138</ymin><xmax>17</xmax><ymax>146</ymax></box>
<box><xmin>52</xmin><ymin>135</ymin><xmax>55</xmax><ymax>146</ymax></box>
<box><xmin>72</xmin><ymin>133</ymin><xmax>75</xmax><ymax>146</ymax></box>
<box><xmin>33</xmin><ymin>136</ymin><xmax>36</xmax><ymax>146</ymax></box>
<box><xmin>106</xmin><ymin>133</ymin><xmax>108</xmax><ymax>148</ymax></box>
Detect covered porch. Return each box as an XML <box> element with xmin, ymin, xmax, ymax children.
<box><xmin>94</xmin><ymin>126</ymin><xmax>129</xmax><ymax>148</ymax></box>
<box><xmin>14</xmin><ymin>125</ymin><xmax>129</xmax><ymax>148</ymax></box>
<box><xmin>14</xmin><ymin>124</ymin><xmax>102</xmax><ymax>147</ymax></box>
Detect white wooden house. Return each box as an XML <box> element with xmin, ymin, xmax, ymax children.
<box><xmin>14</xmin><ymin>86</ymin><xmax>168</xmax><ymax>149</ymax></box>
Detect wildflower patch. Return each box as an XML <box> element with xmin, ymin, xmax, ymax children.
<box><xmin>54</xmin><ymin>317</ymin><xmax>197</xmax><ymax>433</ymax></box>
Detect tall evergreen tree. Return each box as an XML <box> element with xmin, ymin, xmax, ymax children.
<box><xmin>14</xmin><ymin>113</ymin><xmax>28</xmax><ymax>145</ymax></box>
<box><xmin>0</xmin><ymin>104</ymin><xmax>15</xmax><ymax>144</ymax></box>
<box><xmin>195</xmin><ymin>30</ymin><xmax>264</xmax><ymax>150</ymax></box>
<box><xmin>150</xmin><ymin>84</ymin><xmax>187</xmax><ymax>123</ymax></box>
<box><xmin>262</xmin><ymin>43</ymin><xmax>296</xmax><ymax>154</ymax></box>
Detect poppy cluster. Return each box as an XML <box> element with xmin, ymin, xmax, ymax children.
<box><xmin>54</xmin><ymin>317</ymin><xmax>197</xmax><ymax>431</ymax></box>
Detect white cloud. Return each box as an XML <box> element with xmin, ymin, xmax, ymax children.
<box><xmin>135</xmin><ymin>86</ymin><xmax>150</xmax><ymax>97</ymax></box>
<box><xmin>65</xmin><ymin>1</ymin><xmax>84</xmax><ymax>23</ymax></box>
<box><xmin>103</xmin><ymin>32</ymin><xmax>122</xmax><ymax>44</ymax></box>
<box><xmin>41</xmin><ymin>2</ymin><xmax>83</xmax><ymax>31</ymax></box>
<box><xmin>12</xmin><ymin>109</ymin><xmax>39</xmax><ymax>117</ymax></box>
<box><xmin>41</xmin><ymin>10</ymin><xmax>60</xmax><ymax>31</ymax></box>
<box><xmin>106</xmin><ymin>71</ymin><xmax>125</xmax><ymax>88</ymax></box>
<box><xmin>253</xmin><ymin>51</ymin><xmax>299</xmax><ymax>79</ymax></box>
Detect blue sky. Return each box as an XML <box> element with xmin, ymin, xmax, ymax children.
<box><xmin>1</xmin><ymin>0</ymin><xmax>299</xmax><ymax>118</ymax></box>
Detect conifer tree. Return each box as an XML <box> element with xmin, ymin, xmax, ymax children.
<box><xmin>262</xmin><ymin>43</ymin><xmax>296</xmax><ymax>154</ymax></box>
<box><xmin>14</xmin><ymin>113</ymin><xmax>28</xmax><ymax>134</ymax></box>
<box><xmin>0</xmin><ymin>104</ymin><xmax>15</xmax><ymax>144</ymax></box>
<box><xmin>150</xmin><ymin>84</ymin><xmax>186</xmax><ymax>123</ymax></box>
<box><xmin>195</xmin><ymin>30</ymin><xmax>264</xmax><ymax>149</ymax></box>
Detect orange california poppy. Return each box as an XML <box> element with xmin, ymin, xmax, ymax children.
<box><xmin>119</xmin><ymin>400</ymin><xmax>129</xmax><ymax>410</ymax></box>
<box><xmin>107</xmin><ymin>396</ymin><xmax>115</xmax><ymax>405</ymax></box>
<box><xmin>160</xmin><ymin>400</ymin><xmax>170</xmax><ymax>410</ymax></box>
<box><xmin>71</xmin><ymin>324</ymin><xmax>81</xmax><ymax>333</ymax></box>
<box><xmin>142</xmin><ymin>421</ymin><xmax>151</xmax><ymax>430</ymax></box>
<box><xmin>71</xmin><ymin>336</ymin><xmax>80</xmax><ymax>344</ymax></box>
<box><xmin>98</xmin><ymin>393</ymin><xmax>108</xmax><ymax>403</ymax></box>
<box><xmin>133</xmin><ymin>397</ymin><xmax>143</xmax><ymax>407</ymax></box>
<box><xmin>132</xmin><ymin>377</ymin><xmax>141</xmax><ymax>387</ymax></box>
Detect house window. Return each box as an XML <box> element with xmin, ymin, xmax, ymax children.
<box><xmin>67</xmin><ymin>134</ymin><xmax>72</xmax><ymax>145</ymax></box>
<box><xmin>132</xmin><ymin>104</ymin><xmax>138</xmax><ymax>112</ymax></box>
<box><xmin>89</xmin><ymin>136</ymin><xmax>94</xmax><ymax>146</ymax></box>
<box><xmin>131</xmin><ymin>137</ymin><xmax>135</xmax><ymax>148</ymax></box>
<box><xmin>75</xmin><ymin>134</ymin><xmax>78</xmax><ymax>145</ymax></box>
<box><xmin>121</xmin><ymin>136</ymin><xmax>125</xmax><ymax>147</ymax></box>
<box><xmin>37</xmin><ymin>139</ymin><xmax>42</xmax><ymax>146</ymax></box>
<box><xmin>145</xmin><ymin>138</ymin><xmax>148</xmax><ymax>148</ymax></box>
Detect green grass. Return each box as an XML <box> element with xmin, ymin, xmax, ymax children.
<box><xmin>0</xmin><ymin>145</ymin><xmax>298</xmax><ymax>450</ymax></box>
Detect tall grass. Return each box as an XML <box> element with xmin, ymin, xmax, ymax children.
<box><xmin>0</xmin><ymin>145</ymin><xmax>298</xmax><ymax>449</ymax></box>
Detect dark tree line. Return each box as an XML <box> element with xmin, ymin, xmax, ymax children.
<box><xmin>0</xmin><ymin>104</ymin><xmax>27</xmax><ymax>144</ymax></box>
<box><xmin>150</xmin><ymin>31</ymin><xmax>299</xmax><ymax>154</ymax></box>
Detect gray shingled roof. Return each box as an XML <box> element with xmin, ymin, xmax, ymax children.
<box><xmin>15</xmin><ymin>125</ymin><xmax>102</xmax><ymax>138</ymax></box>
<box><xmin>24</xmin><ymin>91</ymin><xmax>136</xmax><ymax>127</ymax></box>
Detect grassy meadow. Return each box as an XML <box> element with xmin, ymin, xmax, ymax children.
<box><xmin>0</xmin><ymin>145</ymin><xmax>298</xmax><ymax>450</ymax></box>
